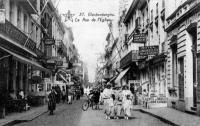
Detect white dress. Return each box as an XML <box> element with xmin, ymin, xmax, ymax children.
<box><xmin>123</xmin><ymin>99</ymin><xmax>132</xmax><ymax>116</ymax></box>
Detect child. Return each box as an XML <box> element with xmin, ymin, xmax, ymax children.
<box><xmin>123</xmin><ymin>95</ymin><xmax>132</xmax><ymax>120</ymax></box>
<box><xmin>113</xmin><ymin>88</ymin><xmax>122</xmax><ymax>119</ymax></box>
<box><xmin>105</xmin><ymin>94</ymin><xmax>115</xmax><ymax>119</ymax></box>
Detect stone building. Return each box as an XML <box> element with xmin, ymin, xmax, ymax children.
<box><xmin>165</xmin><ymin>0</ymin><xmax>200</xmax><ymax>114</ymax></box>
<box><xmin>0</xmin><ymin>0</ymin><xmax>48</xmax><ymax>95</ymax></box>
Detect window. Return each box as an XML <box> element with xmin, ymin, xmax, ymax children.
<box><xmin>178</xmin><ymin>57</ymin><xmax>184</xmax><ymax>100</ymax></box>
<box><xmin>24</xmin><ymin>14</ymin><xmax>27</xmax><ymax>33</ymax></box>
<box><xmin>172</xmin><ymin>45</ymin><xmax>177</xmax><ymax>87</ymax></box>
<box><xmin>36</xmin><ymin>26</ymin><xmax>38</xmax><ymax>43</ymax></box>
<box><xmin>0</xmin><ymin>0</ymin><xmax>4</xmax><ymax>9</ymax></box>
<box><xmin>31</xmin><ymin>22</ymin><xmax>34</xmax><ymax>40</ymax></box>
<box><xmin>156</xmin><ymin>3</ymin><xmax>158</xmax><ymax>16</ymax></box>
<box><xmin>17</xmin><ymin>7</ymin><xmax>21</xmax><ymax>28</ymax></box>
<box><xmin>9</xmin><ymin>0</ymin><xmax>14</xmax><ymax>23</ymax></box>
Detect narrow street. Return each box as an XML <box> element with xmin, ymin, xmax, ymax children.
<box><xmin>14</xmin><ymin>98</ymin><xmax>171</xmax><ymax>126</ymax></box>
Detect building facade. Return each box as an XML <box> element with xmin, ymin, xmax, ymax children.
<box><xmin>165</xmin><ymin>0</ymin><xmax>200</xmax><ymax>114</ymax></box>
<box><xmin>0</xmin><ymin>0</ymin><xmax>48</xmax><ymax>95</ymax></box>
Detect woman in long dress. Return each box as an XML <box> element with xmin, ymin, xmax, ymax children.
<box><xmin>48</xmin><ymin>88</ymin><xmax>56</xmax><ymax>115</ymax></box>
<box><xmin>121</xmin><ymin>85</ymin><xmax>133</xmax><ymax>118</ymax></box>
<box><xmin>102</xmin><ymin>84</ymin><xmax>113</xmax><ymax>119</ymax></box>
<box><xmin>114</xmin><ymin>87</ymin><xmax>123</xmax><ymax>119</ymax></box>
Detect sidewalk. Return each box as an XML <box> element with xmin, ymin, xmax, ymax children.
<box><xmin>132</xmin><ymin>105</ymin><xmax>200</xmax><ymax>126</ymax></box>
<box><xmin>0</xmin><ymin>105</ymin><xmax>48</xmax><ymax>126</ymax></box>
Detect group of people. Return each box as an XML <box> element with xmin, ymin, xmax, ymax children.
<box><xmin>101</xmin><ymin>84</ymin><xmax>133</xmax><ymax>120</ymax></box>
<box><xmin>48</xmin><ymin>85</ymin><xmax>82</xmax><ymax>115</ymax></box>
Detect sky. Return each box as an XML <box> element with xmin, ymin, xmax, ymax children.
<box><xmin>56</xmin><ymin>0</ymin><xmax>119</xmax><ymax>82</ymax></box>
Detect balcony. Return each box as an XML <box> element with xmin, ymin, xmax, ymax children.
<box><xmin>17</xmin><ymin>0</ymin><xmax>37</xmax><ymax>14</ymax></box>
<box><xmin>57</xmin><ymin>40</ymin><xmax>68</xmax><ymax>57</ymax></box>
<box><xmin>36</xmin><ymin>48</ymin><xmax>45</xmax><ymax>59</ymax></box>
<box><xmin>0</xmin><ymin>20</ymin><xmax>36</xmax><ymax>54</ymax></box>
<box><xmin>120</xmin><ymin>50</ymin><xmax>145</xmax><ymax>68</ymax></box>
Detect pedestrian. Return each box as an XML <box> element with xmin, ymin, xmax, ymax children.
<box><xmin>122</xmin><ymin>85</ymin><xmax>133</xmax><ymax>117</ymax></box>
<box><xmin>55</xmin><ymin>85</ymin><xmax>61</xmax><ymax>104</ymax></box>
<box><xmin>142</xmin><ymin>89</ymin><xmax>148</xmax><ymax>107</ymax></box>
<box><xmin>105</xmin><ymin>94</ymin><xmax>115</xmax><ymax>119</ymax></box>
<box><xmin>123</xmin><ymin>95</ymin><xmax>132</xmax><ymax>120</ymax></box>
<box><xmin>91</xmin><ymin>89</ymin><xmax>100</xmax><ymax>110</ymax></box>
<box><xmin>61</xmin><ymin>86</ymin><xmax>66</xmax><ymax>103</ymax></box>
<box><xmin>66</xmin><ymin>85</ymin><xmax>69</xmax><ymax>102</ymax></box>
<box><xmin>99</xmin><ymin>89</ymin><xmax>104</xmax><ymax>105</ymax></box>
<box><xmin>77</xmin><ymin>89</ymin><xmax>81</xmax><ymax>100</ymax></box>
<box><xmin>114</xmin><ymin>87</ymin><xmax>123</xmax><ymax>119</ymax></box>
<box><xmin>68</xmin><ymin>87</ymin><xmax>73</xmax><ymax>104</ymax></box>
<box><xmin>102</xmin><ymin>84</ymin><xmax>113</xmax><ymax>116</ymax></box>
<box><xmin>48</xmin><ymin>88</ymin><xmax>56</xmax><ymax>115</ymax></box>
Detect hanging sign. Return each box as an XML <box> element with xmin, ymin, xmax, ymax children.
<box><xmin>139</xmin><ymin>46</ymin><xmax>159</xmax><ymax>56</ymax></box>
<box><xmin>44</xmin><ymin>38</ymin><xmax>55</xmax><ymax>45</ymax></box>
<box><xmin>133</xmin><ymin>33</ymin><xmax>146</xmax><ymax>43</ymax></box>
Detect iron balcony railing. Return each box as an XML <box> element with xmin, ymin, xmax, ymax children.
<box><xmin>0</xmin><ymin>20</ymin><xmax>36</xmax><ymax>54</ymax></box>
<box><xmin>120</xmin><ymin>50</ymin><xmax>145</xmax><ymax>68</ymax></box>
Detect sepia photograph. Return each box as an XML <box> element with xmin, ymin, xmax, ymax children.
<box><xmin>0</xmin><ymin>0</ymin><xmax>200</xmax><ymax>126</ymax></box>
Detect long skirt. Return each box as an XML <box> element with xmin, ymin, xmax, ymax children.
<box><xmin>103</xmin><ymin>99</ymin><xmax>110</xmax><ymax>115</ymax></box>
<box><xmin>48</xmin><ymin>101</ymin><xmax>56</xmax><ymax>111</ymax></box>
<box><xmin>68</xmin><ymin>95</ymin><xmax>72</xmax><ymax>104</ymax></box>
<box><xmin>105</xmin><ymin>106</ymin><xmax>114</xmax><ymax>116</ymax></box>
<box><xmin>124</xmin><ymin>106</ymin><xmax>131</xmax><ymax>117</ymax></box>
<box><xmin>115</xmin><ymin>104</ymin><xmax>123</xmax><ymax>117</ymax></box>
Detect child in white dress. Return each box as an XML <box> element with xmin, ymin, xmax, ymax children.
<box><xmin>105</xmin><ymin>94</ymin><xmax>115</xmax><ymax>119</ymax></box>
<box><xmin>123</xmin><ymin>95</ymin><xmax>132</xmax><ymax>120</ymax></box>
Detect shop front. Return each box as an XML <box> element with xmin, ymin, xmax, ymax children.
<box><xmin>138</xmin><ymin>52</ymin><xmax>167</xmax><ymax>108</ymax></box>
<box><xmin>118</xmin><ymin>50</ymin><xmax>143</xmax><ymax>87</ymax></box>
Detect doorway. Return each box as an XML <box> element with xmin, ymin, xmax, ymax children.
<box><xmin>187</xmin><ymin>23</ymin><xmax>197</xmax><ymax>107</ymax></box>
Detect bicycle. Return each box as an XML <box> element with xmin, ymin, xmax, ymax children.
<box><xmin>81</xmin><ymin>95</ymin><xmax>96</xmax><ymax>111</ymax></box>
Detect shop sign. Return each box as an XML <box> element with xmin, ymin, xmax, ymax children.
<box><xmin>45</xmin><ymin>63</ymin><xmax>55</xmax><ymax>69</ymax></box>
<box><xmin>139</xmin><ymin>46</ymin><xmax>159</xmax><ymax>56</ymax></box>
<box><xmin>32</xmin><ymin>70</ymin><xmax>40</xmax><ymax>77</ymax></box>
<box><xmin>0</xmin><ymin>9</ymin><xmax>5</xmax><ymax>24</ymax></box>
<box><xmin>47</xmin><ymin>59</ymin><xmax>55</xmax><ymax>64</ymax></box>
<box><xmin>63</xmin><ymin>63</ymin><xmax>68</xmax><ymax>68</ymax></box>
<box><xmin>44</xmin><ymin>38</ymin><xmax>55</xmax><ymax>45</ymax></box>
<box><xmin>133</xmin><ymin>33</ymin><xmax>146</xmax><ymax>43</ymax></box>
<box><xmin>56</xmin><ymin>61</ymin><xmax>63</xmax><ymax>66</ymax></box>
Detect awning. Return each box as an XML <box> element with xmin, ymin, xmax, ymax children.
<box><xmin>0</xmin><ymin>46</ymin><xmax>50</xmax><ymax>73</ymax></box>
<box><xmin>58</xmin><ymin>73</ymin><xmax>67</xmax><ymax>83</ymax></box>
<box><xmin>115</xmin><ymin>67</ymin><xmax>130</xmax><ymax>84</ymax></box>
<box><xmin>108</xmin><ymin>74</ymin><xmax>119</xmax><ymax>83</ymax></box>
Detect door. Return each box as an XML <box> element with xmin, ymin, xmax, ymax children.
<box><xmin>178</xmin><ymin>57</ymin><xmax>184</xmax><ymax>100</ymax></box>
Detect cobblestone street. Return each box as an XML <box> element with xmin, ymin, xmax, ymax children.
<box><xmin>14</xmin><ymin>99</ymin><xmax>171</xmax><ymax>126</ymax></box>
